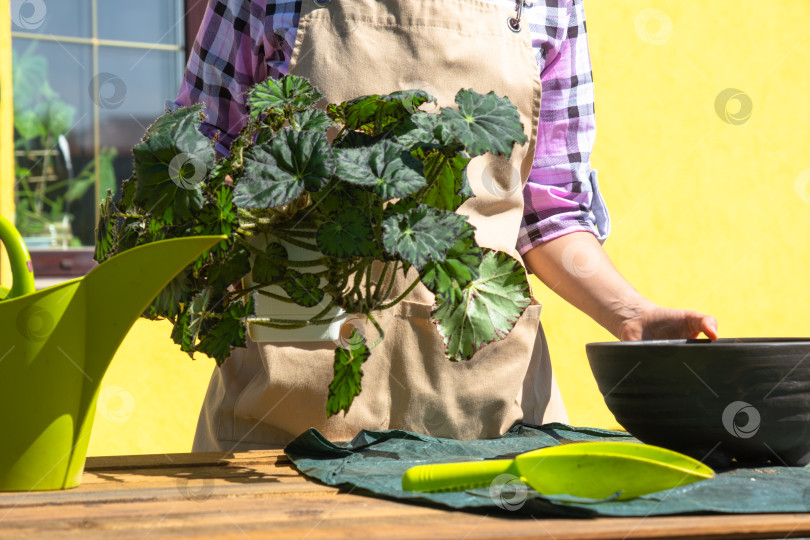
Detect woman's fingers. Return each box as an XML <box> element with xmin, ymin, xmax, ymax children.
<box><xmin>700</xmin><ymin>315</ymin><xmax>719</xmax><ymax>340</ymax></box>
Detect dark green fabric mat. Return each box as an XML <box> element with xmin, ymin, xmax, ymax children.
<box><xmin>284</xmin><ymin>423</ymin><xmax>810</xmax><ymax>517</ymax></box>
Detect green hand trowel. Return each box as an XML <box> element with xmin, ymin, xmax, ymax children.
<box><xmin>402</xmin><ymin>441</ymin><xmax>715</xmax><ymax>500</ymax></box>
<box><xmin>0</xmin><ymin>214</ymin><xmax>225</xmax><ymax>491</ymax></box>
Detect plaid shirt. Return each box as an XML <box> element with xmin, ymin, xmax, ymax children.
<box><xmin>175</xmin><ymin>0</ymin><xmax>610</xmax><ymax>253</ymax></box>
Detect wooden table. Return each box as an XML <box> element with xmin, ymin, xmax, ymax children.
<box><xmin>0</xmin><ymin>450</ymin><xmax>808</xmax><ymax>539</ymax></box>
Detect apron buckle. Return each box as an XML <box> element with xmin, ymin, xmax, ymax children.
<box><xmin>508</xmin><ymin>0</ymin><xmax>525</xmax><ymax>32</ymax></box>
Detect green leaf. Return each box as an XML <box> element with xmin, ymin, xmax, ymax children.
<box><xmin>207</xmin><ymin>244</ymin><xmax>251</xmax><ymax>291</ymax></box>
<box><xmin>335</xmin><ymin>130</ymin><xmax>382</xmax><ymax>149</ymax></box>
<box><xmin>197</xmin><ymin>297</ymin><xmax>255</xmax><ymax>365</ymax></box>
<box><xmin>316</xmin><ymin>208</ymin><xmax>378</xmax><ymax>258</ymax></box>
<box><xmin>119</xmin><ymin>177</ymin><xmax>137</xmax><ymax>209</ymax></box>
<box><xmin>143</xmin><ymin>269</ymin><xmax>192</xmax><ymax>319</ymax></box>
<box><xmin>282</xmin><ymin>271</ymin><xmax>325</xmax><ymax>307</ymax></box>
<box><xmin>381</xmin><ymin>204</ymin><xmax>467</xmax><ymax>269</ymax></box>
<box><xmin>234</xmin><ymin>128</ymin><xmax>334</xmax><ymax>209</ymax></box>
<box><xmin>292</xmin><ymin>108</ymin><xmax>332</xmax><ymax>131</ymax></box>
<box><xmin>183</xmin><ymin>288</ymin><xmax>213</xmax><ymax>353</ymax></box>
<box><xmin>326</xmin><ymin>335</ymin><xmax>371</xmax><ymax>417</ymax></box>
<box><xmin>415</xmin><ymin>150</ymin><xmax>471</xmax><ymax>211</ymax></box>
<box><xmin>132</xmin><ymin>104</ymin><xmax>213</xmax><ymax>219</ymax></box>
<box><xmin>432</xmin><ymin>250</ymin><xmax>532</xmax><ymax>361</ymax></box>
<box><xmin>327</xmin><ymin>90</ymin><xmax>433</xmax><ymax>135</ymax></box>
<box><xmin>312</xmin><ymin>181</ymin><xmax>384</xmax><ymax>230</ymax></box>
<box><xmin>393</xmin><ymin>112</ymin><xmax>445</xmax><ymax>148</ymax></box>
<box><xmin>94</xmin><ymin>191</ymin><xmax>116</xmax><ymax>262</ymax></box>
<box><xmin>171</xmin><ymin>309</ymin><xmax>194</xmax><ymax>356</ymax></box>
<box><xmin>247</xmin><ymin>75</ymin><xmax>324</xmax><ymax>119</ymax></box>
<box><xmin>420</xmin><ymin>223</ymin><xmax>482</xmax><ymax>302</ymax></box>
<box><xmin>440</xmin><ymin>89</ymin><xmax>527</xmax><ymax>158</ymax></box>
<box><xmin>335</xmin><ymin>141</ymin><xmax>425</xmax><ymax>200</ymax></box>
<box><xmin>252</xmin><ymin>242</ymin><xmax>288</xmax><ymax>283</ymax></box>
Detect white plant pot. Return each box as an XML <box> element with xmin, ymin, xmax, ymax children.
<box><xmin>244</xmin><ymin>234</ymin><xmax>348</xmax><ymax>343</ymax></box>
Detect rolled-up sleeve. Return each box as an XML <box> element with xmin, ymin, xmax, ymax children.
<box><xmin>174</xmin><ymin>0</ymin><xmax>279</xmax><ymax>156</ymax></box>
<box><xmin>517</xmin><ymin>0</ymin><xmax>610</xmax><ymax>255</ymax></box>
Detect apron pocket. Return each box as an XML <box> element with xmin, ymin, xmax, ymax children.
<box><xmin>384</xmin><ymin>300</ymin><xmax>543</xmax><ymax>440</ymax></box>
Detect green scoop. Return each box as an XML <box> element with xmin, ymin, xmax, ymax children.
<box><xmin>402</xmin><ymin>441</ymin><xmax>715</xmax><ymax>500</ymax></box>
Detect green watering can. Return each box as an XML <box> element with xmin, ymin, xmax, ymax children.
<box><xmin>0</xmin><ymin>215</ymin><xmax>224</xmax><ymax>491</ymax></box>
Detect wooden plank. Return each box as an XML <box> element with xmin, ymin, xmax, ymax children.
<box><xmin>1</xmin><ymin>492</ymin><xmax>809</xmax><ymax>540</ymax></box>
<box><xmin>3</xmin><ymin>450</ymin><xmax>809</xmax><ymax>539</ymax></box>
<box><xmin>84</xmin><ymin>449</ymin><xmax>289</xmax><ymax>471</ymax></box>
<box><xmin>79</xmin><ymin>462</ymin><xmax>301</xmax><ymax>485</ymax></box>
<box><xmin>0</xmin><ymin>480</ymin><xmax>336</xmax><ymax>508</ymax></box>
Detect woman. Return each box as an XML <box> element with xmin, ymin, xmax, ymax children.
<box><xmin>175</xmin><ymin>0</ymin><xmax>719</xmax><ymax>451</ymax></box>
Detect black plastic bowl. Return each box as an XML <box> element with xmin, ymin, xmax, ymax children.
<box><xmin>586</xmin><ymin>338</ymin><xmax>810</xmax><ymax>468</ymax></box>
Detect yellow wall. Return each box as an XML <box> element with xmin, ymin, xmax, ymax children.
<box><xmin>25</xmin><ymin>0</ymin><xmax>810</xmax><ymax>454</ymax></box>
<box><xmin>542</xmin><ymin>0</ymin><xmax>810</xmax><ymax>429</ymax></box>
<box><xmin>87</xmin><ymin>320</ymin><xmax>214</xmax><ymax>456</ymax></box>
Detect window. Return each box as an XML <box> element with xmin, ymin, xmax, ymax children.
<box><xmin>11</xmin><ymin>0</ymin><xmax>188</xmax><ymax>248</ymax></box>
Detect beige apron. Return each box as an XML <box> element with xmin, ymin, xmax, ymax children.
<box><xmin>193</xmin><ymin>0</ymin><xmax>568</xmax><ymax>451</ymax></box>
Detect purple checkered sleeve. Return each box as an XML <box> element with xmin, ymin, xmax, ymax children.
<box><xmin>174</xmin><ymin>0</ymin><xmax>610</xmax><ymax>252</ymax></box>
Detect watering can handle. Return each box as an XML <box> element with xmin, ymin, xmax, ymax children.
<box><xmin>0</xmin><ymin>215</ymin><xmax>36</xmax><ymax>300</ymax></box>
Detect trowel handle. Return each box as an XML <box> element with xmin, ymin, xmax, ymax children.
<box><xmin>402</xmin><ymin>458</ymin><xmax>516</xmax><ymax>493</ymax></box>
<box><xmin>0</xmin><ymin>215</ymin><xmax>36</xmax><ymax>300</ymax></box>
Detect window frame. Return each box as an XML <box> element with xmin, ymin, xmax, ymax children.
<box><xmin>12</xmin><ymin>0</ymin><xmax>207</xmax><ymax>282</ymax></box>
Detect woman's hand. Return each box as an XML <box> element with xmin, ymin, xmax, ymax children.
<box><xmin>522</xmin><ymin>232</ymin><xmax>719</xmax><ymax>341</ymax></box>
<box><xmin>615</xmin><ymin>300</ymin><xmax>718</xmax><ymax>341</ymax></box>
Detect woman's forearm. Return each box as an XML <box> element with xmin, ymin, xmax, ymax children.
<box><xmin>521</xmin><ymin>231</ymin><xmax>655</xmax><ymax>339</ymax></box>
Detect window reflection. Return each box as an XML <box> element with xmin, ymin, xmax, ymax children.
<box><xmin>11</xmin><ymin>0</ymin><xmax>185</xmax><ymax>247</ymax></box>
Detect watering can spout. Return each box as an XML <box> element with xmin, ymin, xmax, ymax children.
<box><xmin>0</xmin><ymin>234</ymin><xmax>225</xmax><ymax>491</ymax></box>
<box><xmin>80</xmin><ymin>236</ymin><xmax>225</xmax><ymax>380</ymax></box>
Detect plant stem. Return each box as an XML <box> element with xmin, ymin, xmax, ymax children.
<box><xmin>345</xmin><ymin>260</ymin><xmax>368</xmax><ymax>308</ymax></box>
<box><xmin>224</xmin><ymin>283</ymin><xmax>264</xmax><ymax>298</ymax></box>
<box><xmin>377</xmin><ymin>276</ymin><xmax>421</xmax><ymax>310</ymax></box>
<box><xmin>372</xmin><ymin>262</ymin><xmax>390</xmax><ymax>304</ymax></box>
<box><xmin>248</xmin><ymin>314</ymin><xmax>338</xmax><ymax>329</ymax></box>
<box><xmin>376</xmin><ymin>261</ymin><xmax>400</xmax><ymax>308</ymax></box>
<box><xmin>366</xmin><ymin>312</ymin><xmax>385</xmax><ymax>349</ymax></box>
<box><xmin>363</xmin><ymin>260</ymin><xmax>374</xmax><ymax>311</ymax></box>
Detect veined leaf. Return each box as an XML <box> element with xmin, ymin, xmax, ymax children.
<box><xmin>234</xmin><ymin>128</ymin><xmax>334</xmax><ymax>209</ymax></box>
<box><xmin>208</xmin><ymin>244</ymin><xmax>251</xmax><ymax>291</ymax></box>
<box><xmin>132</xmin><ymin>104</ymin><xmax>213</xmax><ymax>219</ymax></box>
<box><xmin>420</xmin><ymin>223</ymin><xmax>482</xmax><ymax>302</ymax></box>
<box><xmin>252</xmin><ymin>242</ymin><xmax>288</xmax><ymax>283</ymax></box>
<box><xmin>335</xmin><ymin>141</ymin><xmax>425</xmax><ymax>200</ymax></box>
<box><xmin>282</xmin><ymin>271</ymin><xmax>325</xmax><ymax>307</ymax></box>
<box><xmin>393</xmin><ymin>112</ymin><xmax>445</xmax><ymax>148</ymax></box>
<box><xmin>326</xmin><ymin>334</ymin><xmax>371</xmax><ymax>417</ymax></box>
<box><xmin>247</xmin><ymin>75</ymin><xmax>323</xmax><ymax>119</ymax></box>
<box><xmin>144</xmin><ymin>269</ymin><xmax>192</xmax><ymax>319</ymax></box>
<box><xmin>197</xmin><ymin>297</ymin><xmax>255</xmax><ymax>365</ymax></box>
<box><xmin>94</xmin><ymin>191</ymin><xmax>116</xmax><ymax>263</ymax></box>
<box><xmin>292</xmin><ymin>108</ymin><xmax>332</xmax><ymax>132</ymax></box>
<box><xmin>316</xmin><ymin>208</ymin><xmax>378</xmax><ymax>258</ymax></box>
<box><xmin>440</xmin><ymin>89</ymin><xmax>527</xmax><ymax>158</ymax></box>
<box><xmin>432</xmin><ymin>250</ymin><xmax>532</xmax><ymax>361</ymax></box>
<box><xmin>327</xmin><ymin>90</ymin><xmax>433</xmax><ymax>134</ymax></box>
<box><xmin>194</xmin><ymin>187</ymin><xmax>238</xmax><ymax>248</ymax></box>
<box><xmin>335</xmin><ymin>130</ymin><xmax>383</xmax><ymax>149</ymax></box>
<box><xmin>381</xmin><ymin>204</ymin><xmax>467</xmax><ymax>269</ymax></box>
<box><xmin>415</xmin><ymin>149</ymin><xmax>471</xmax><ymax>211</ymax></box>
<box><xmin>187</xmin><ymin>287</ymin><xmax>213</xmax><ymax>348</ymax></box>
<box><xmin>312</xmin><ymin>180</ymin><xmax>382</xmax><ymax>224</ymax></box>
